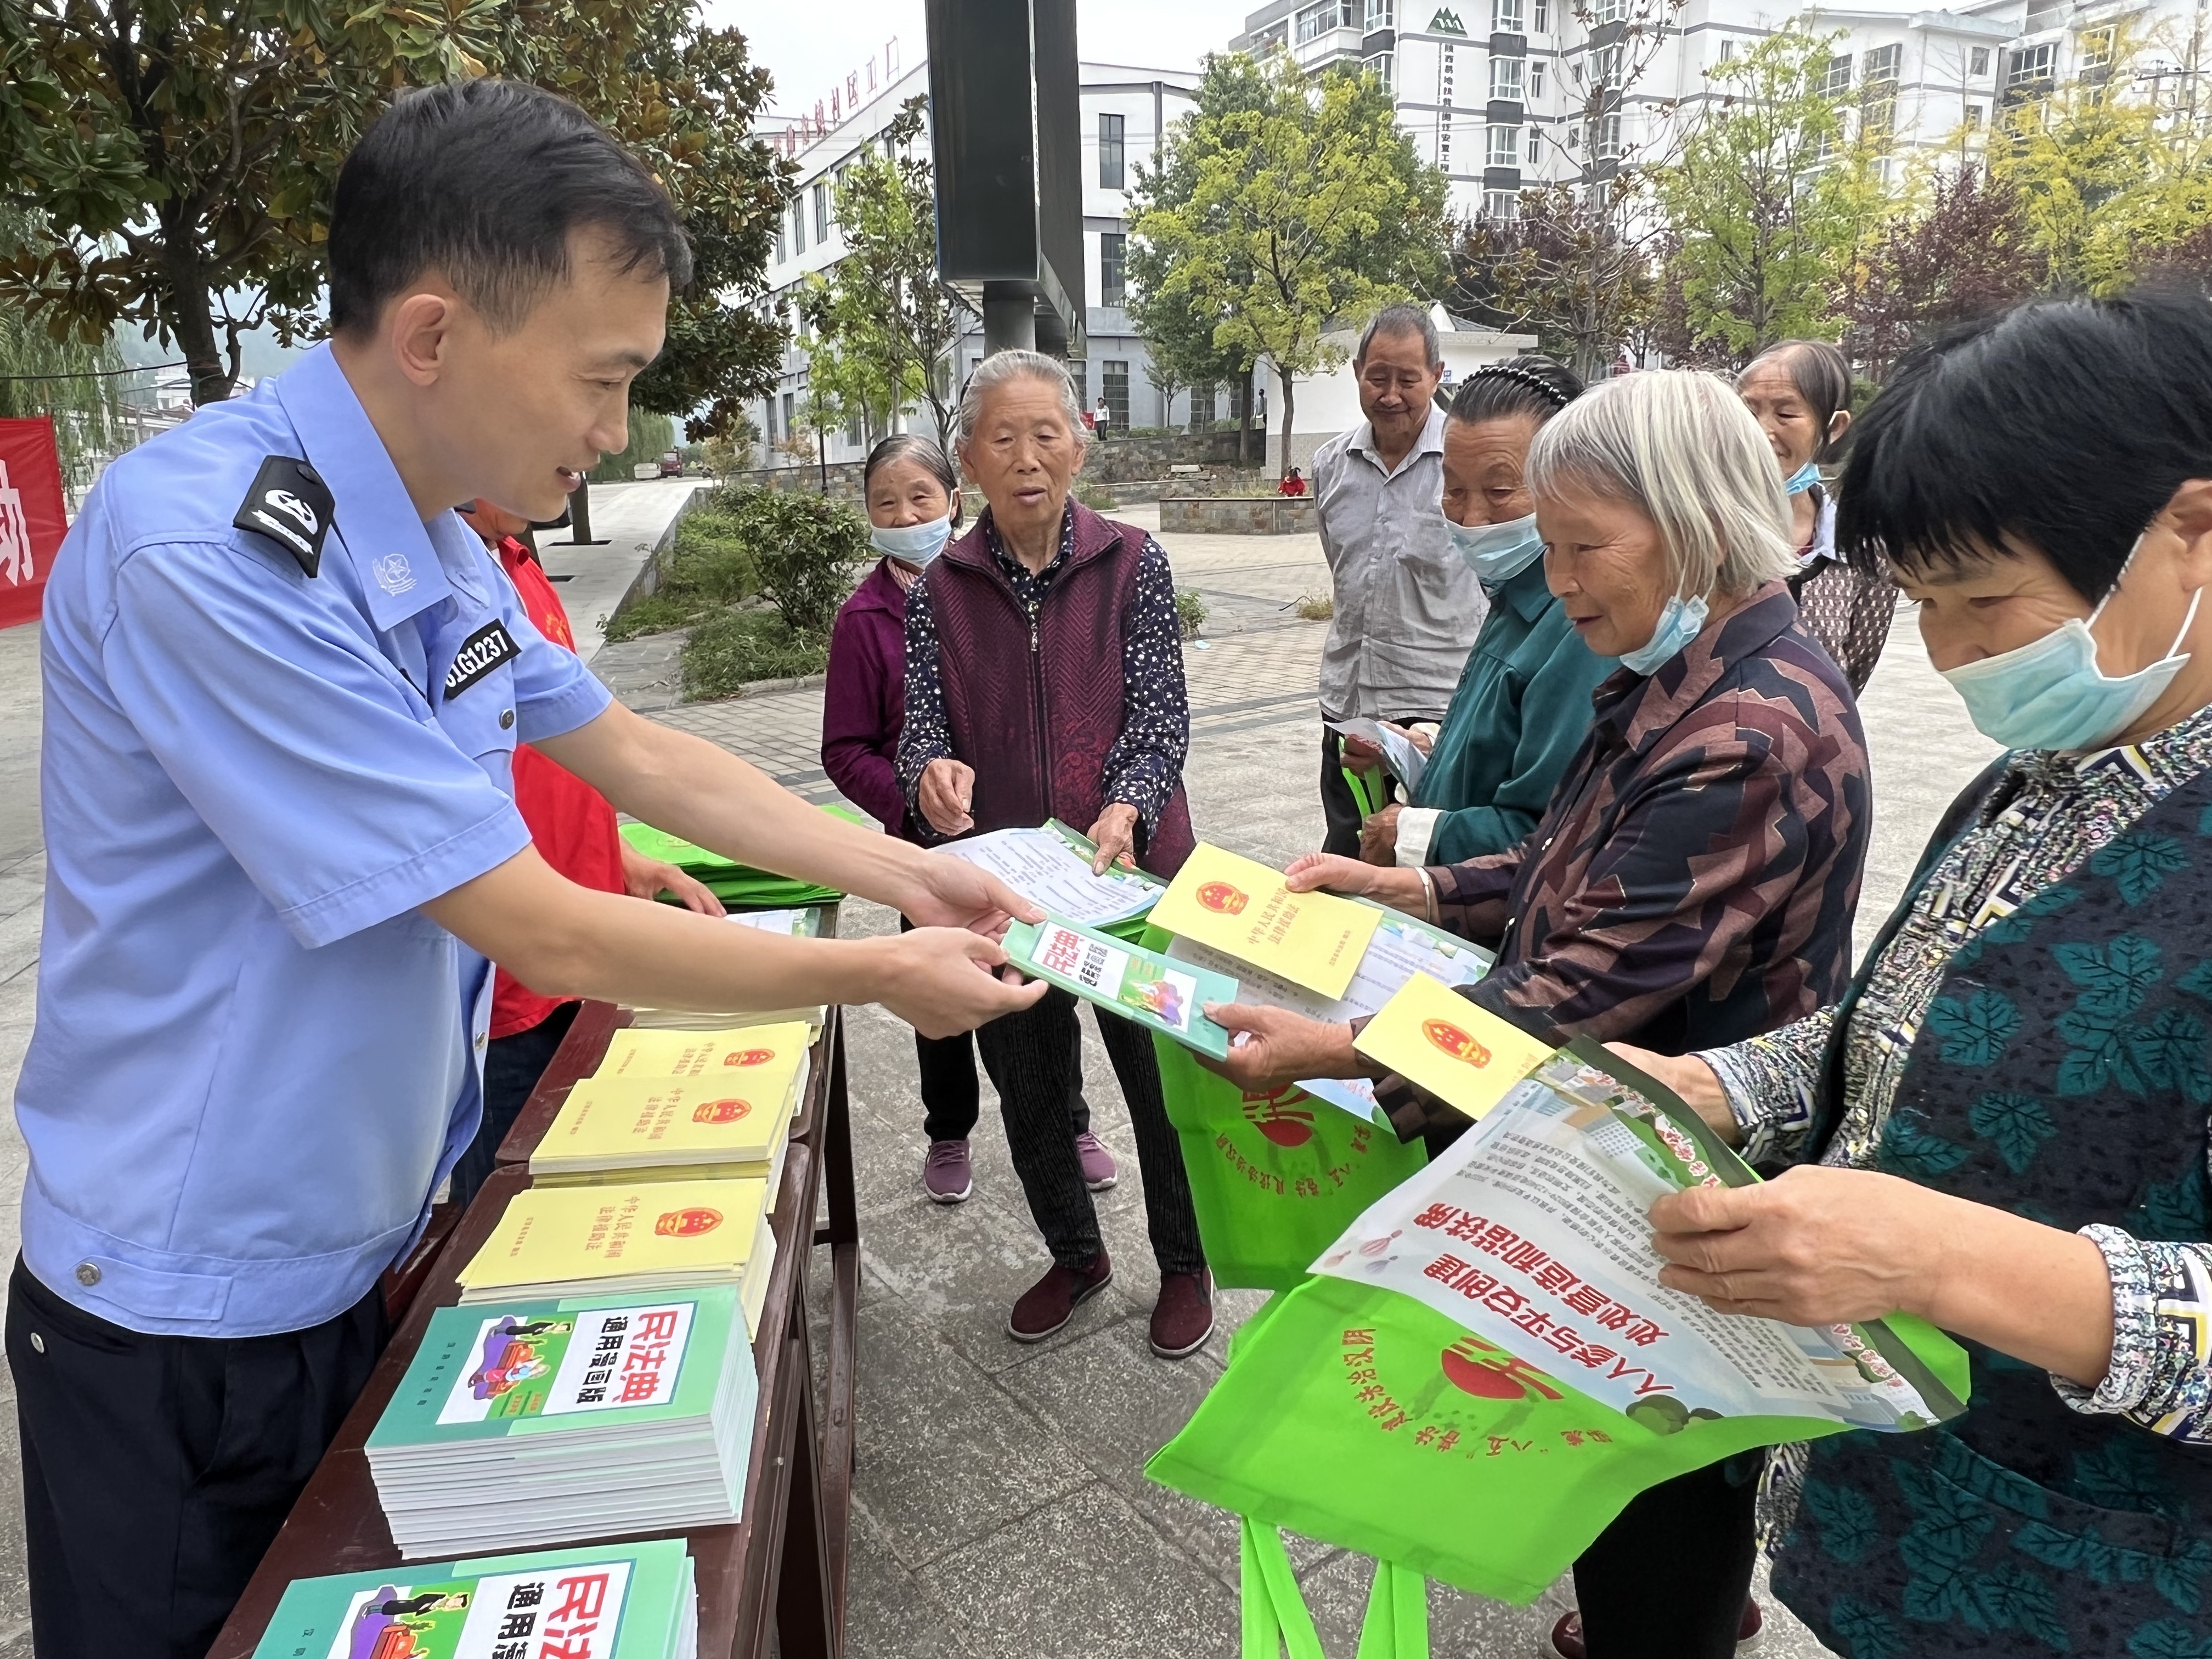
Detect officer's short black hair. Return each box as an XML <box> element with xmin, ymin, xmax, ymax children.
<box><xmin>329</xmin><ymin>79</ymin><xmax>693</xmax><ymax>337</ymax></box>
<box><xmin>1837</xmin><ymin>288</ymin><xmax>2212</xmax><ymax>605</ymax></box>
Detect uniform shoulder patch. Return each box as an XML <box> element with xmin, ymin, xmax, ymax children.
<box><xmin>231</xmin><ymin>456</ymin><xmax>334</xmax><ymax>577</ymax></box>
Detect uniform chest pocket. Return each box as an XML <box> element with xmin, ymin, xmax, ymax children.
<box><xmin>433</xmin><ymin>616</ymin><xmax>522</xmax><ymax>783</ymax></box>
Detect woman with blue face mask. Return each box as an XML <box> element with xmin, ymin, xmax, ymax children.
<box><xmin>1613</xmin><ymin>291</ymin><xmax>2212</xmax><ymax>1659</ymax></box>
<box><xmin>1739</xmin><ymin>339</ymin><xmax>1897</xmax><ymax>693</ymax></box>
<box><xmin>1356</xmin><ymin>354</ymin><xmax>1619</xmax><ymax>870</ymax></box>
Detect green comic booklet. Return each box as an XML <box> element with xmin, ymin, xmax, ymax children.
<box><xmin>1004</xmin><ymin>914</ymin><xmax>1239</xmax><ymax>1058</ymax></box>
<box><xmin>250</xmin><ymin>1539</ymin><xmax>696</xmax><ymax>1659</ymax></box>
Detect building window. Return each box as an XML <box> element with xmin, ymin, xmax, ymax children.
<box><xmin>1366</xmin><ymin>0</ymin><xmax>1393</xmax><ymax>25</ymax></box>
<box><xmin>1532</xmin><ymin>0</ymin><xmax>1548</xmax><ymax>30</ymax></box>
<box><xmin>1364</xmin><ymin>51</ymin><xmax>1395</xmax><ymax>87</ymax></box>
<box><xmin>1970</xmin><ymin>46</ymin><xmax>1990</xmax><ymax>75</ymax></box>
<box><xmin>774</xmin><ymin>221</ymin><xmax>787</xmax><ymax>263</ymax></box>
<box><xmin>791</xmin><ymin>199</ymin><xmax>806</xmax><ymax>256</ymax></box>
<box><xmin>1592</xmin><ymin>42</ymin><xmax>1624</xmax><ymax>84</ymax></box>
<box><xmin>2025</xmin><ymin>0</ymin><xmax>2066</xmax><ymax>30</ymax></box>
<box><xmin>2079</xmin><ymin>25</ymin><xmax>2114</xmax><ymax>67</ymax></box>
<box><xmin>1192</xmin><ymin>383</ymin><xmax>1217</xmax><ymax>428</ymax></box>
<box><xmin>1493</xmin><ymin>0</ymin><xmax>1523</xmax><ymax>30</ymax></box>
<box><xmin>1593</xmin><ymin>0</ymin><xmax>1626</xmax><ymax>24</ymax></box>
<box><xmin>1103</xmin><ymin>361</ymin><xmax>1130</xmax><ymax>430</ymax></box>
<box><xmin>1487</xmin><ymin>123</ymin><xmax>1519</xmax><ymax>167</ymax></box>
<box><xmin>1526</xmin><ymin>128</ymin><xmax>1542</xmax><ymax>161</ymax></box>
<box><xmin>1963</xmin><ymin>101</ymin><xmax>1984</xmax><ymax>127</ymax></box>
<box><xmin>1296</xmin><ymin>1</ymin><xmax>1340</xmax><ymax>42</ymax></box>
<box><xmin>1863</xmin><ymin>43</ymin><xmax>1900</xmax><ymax>84</ymax></box>
<box><xmin>1822</xmin><ymin>54</ymin><xmax>1852</xmax><ymax>95</ymax></box>
<box><xmin>1528</xmin><ymin>59</ymin><xmax>1546</xmax><ymax>97</ymax></box>
<box><xmin>764</xmin><ymin>396</ymin><xmax>777</xmax><ymax>442</ymax></box>
<box><xmin>1595</xmin><ymin>112</ymin><xmax>1622</xmax><ymax>158</ymax></box>
<box><xmin>1100</xmin><ymin>232</ymin><xmax>1127</xmax><ymax>306</ymax></box>
<box><xmin>1491</xmin><ymin>55</ymin><xmax>1523</xmax><ymax>100</ymax></box>
<box><xmin>781</xmin><ymin>391</ymin><xmax>795</xmax><ymax>438</ymax></box>
<box><xmin>1099</xmin><ymin>112</ymin><xmax>1126</xmax><ymax>189</ymax></box>
<box><xmin>1861</xmin><ymin>42</ymin><xmax>1900</xmax><ymax>133</ymax></box>
<box><xmin>2006</xmin><ymin>41</ymin><xmax>2056</xmax><ymax>88</ymax></box>
<box><xmin>1483</xmin><ymin>188</ymin><xmax>1520</xmax><ymax>218</ymax></box>
<box><xmin>1717</xmin><ymin>37</ymin><xmax>1735</xmax><ymax>63</ymax></box>
<box><xmin>812</xmin><ymin>184</ymin><xmax>829</xmax><ymax>242</ymax></box>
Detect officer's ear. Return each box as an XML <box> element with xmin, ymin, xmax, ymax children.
<box><xmin>387</xmin><ymin>285</ymin><xmax>465</xmax><ymax>389</ymax></box>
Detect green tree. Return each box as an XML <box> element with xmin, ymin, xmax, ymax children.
<box><xmin>0</xmin><ymin>0</ymin><xmax>788</xmax><ymax>418</ymax></box>
<box><xmin>796</xmin><ymin>98</ymin><xmax>971</xmax><ymax>455</ymax></box>
<box><xmin>1652</xmin><ymin>24</ymin><xmax>1889</xmax><ymax>363</ymax></box>
<box><xmin>1128</xmin><ymin>50</ymin><xmax>1447</xmax><ymax>476</ymax></box>
<box><xmin>0</xmin><ymin>208</ymin><xmax>126</xmax><ymax>486</ymax></box>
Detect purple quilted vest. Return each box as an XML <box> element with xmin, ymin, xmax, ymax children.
<box><xmin>927</xmin><ymin>502</ymin><xmax>1195</xmax><ymax>878</ymax></box>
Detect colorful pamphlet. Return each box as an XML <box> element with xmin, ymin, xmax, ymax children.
<box><xmin>1351</xmin><ymin>973</ymin><xmax>1555</xmax><ymax>1122</ymax></box>
<box><xmin>1003</xmin><ymin>915</ymin><xmax>1239</xmax><ymax>1059</ymax></box>
<box><xmin>1148</xmin><ymin>843</ymin><xmax>1381</xmax><ymax>1001</ymax></box>
<box><xmin>594</xmin><ymin>1021</ymin><xmax>812</xmax><ymax>1082</ymax></box>
<box><xmin>249</xmin><ymin>1539</ymin><xmax>697</xmax><ymax>1658</ymax></box>
<box><xmin>366</xmin><ymin>1289</ymin><xmax>757</xmax><ymax>1559</ymax></box>
<box><xmin>456</xmin><ymin>1179</ymin><xmax>776</xmax><ymax>1339</ymax></box>
<box><xmin>1325</xmin><ymin>717</ymin><xmax>1427</xmax><ymax>795</ymax></box>
<box><xmin>1314</xmin><ymin>1040</ymin><xmax>1970</xmax><ymax>1434</ymax></box>
<box><xmin>939</xmin><ymin>819</ymin><xmax>1167</xmax><ymax>927</ymax></box>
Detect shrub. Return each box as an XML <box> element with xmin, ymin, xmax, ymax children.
<box><xmin>1295</xmin><ymin>592</ymin><xmax>1334</xmax><ymax>622</ymax></box>
<box><xmin>721</xmin><ymin>488</ymin><xmax>870</xmax><ymax>634</ymax></box>
<box><xmin>1174</xmin><ymin>588</ymin><xmax>1207</xmax><ymax>640</ymax></box>
<box><xmin>681</xmin><ymin>610</ymin><xmax>829</xmax><ymax>699</ymax></box>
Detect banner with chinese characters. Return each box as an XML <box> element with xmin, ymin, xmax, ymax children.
<box><xmin>0</xmin><ymin>416</ymin><xmax>66</xmax><ymax>629</ymax></box>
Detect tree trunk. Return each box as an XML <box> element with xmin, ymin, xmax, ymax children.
<box><xmin>567</xmin><ymin>480</ymin><xmax>596</xmax><ymax>545</ymax></box>
<box><xmin>1279</xmin><ymin>374</ymin><xmax>1296</xmax><ymax>483</ymax></box>
<box><xmin>161</xmin><ymin>234</ymin><xmax>232</xmax><ymax>407</ymax></box>
<box><xmin>817</xmin><ymin>427</ymin><xmax>828</xmax><ymax>495</ymax></box>
<box><xmin>1238</xmin><ymin>364</ymin><xmax>1256</xmax><ymax>465</ymax></box>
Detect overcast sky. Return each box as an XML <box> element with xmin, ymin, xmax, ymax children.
<box><xmin>719</xmin><ymin>0</ymin><xmax>1258</xmax><ymax>130</ymax></box>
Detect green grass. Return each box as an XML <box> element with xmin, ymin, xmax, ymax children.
<box><xmin>680</xmin><ymin>610</ymin><xmax>829</xmax><ymax>701</ymax></box>
<box><xmin>602</xmin><ymin>506</ymin><xmax>766</xmax><ymax>644</ymax></box>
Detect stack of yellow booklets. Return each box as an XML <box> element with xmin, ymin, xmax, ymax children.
<box><xmin>624</xmin><ymin>911</ymin><xmax>831</xmax><ymax>1032</ymax></box>
<box><xmin>531</xmin><ymin>1021</ymin><xmax>810</xmax><ymax>1194</ymax></box>
<box><xmin>458</xmin><ymin>1178</ymin><xmax>778</xmax><ymax>1339</ymax></box>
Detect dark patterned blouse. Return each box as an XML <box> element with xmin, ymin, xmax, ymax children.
<box><xmin>1372</xmin><ymin>581</ymin><xmax>1872</xmax><ymax>1141</ymax></box>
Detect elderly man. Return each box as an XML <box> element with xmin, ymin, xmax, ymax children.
<box><xmin>1312</xmin><ymin>305</ymin><xmax>1487</xmax><ymax>855</ymax></box>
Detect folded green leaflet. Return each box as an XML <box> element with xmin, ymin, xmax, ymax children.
<box><xmin>1005</xmin><ymin>915</ymin><xmax>1238</xmax><ymax>1058</ymax></box>
<box><xmin>621</xmin><ymin>806</ymin><xmax>864</xmax><ymax>906</ymax></box>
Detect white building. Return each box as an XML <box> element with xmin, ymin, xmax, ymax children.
<box><xmin>753</xmin><ymin>59</ymin><xmax>1205</xmax><ymax>469</ymax></box>
<box><xmin>1231</xmin><ymin>0</ymin><xmax>2207</xmax><ymax>217</ymax></box>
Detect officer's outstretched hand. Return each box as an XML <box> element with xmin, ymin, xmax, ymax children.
<box><xmin>904</xmin><ymin>851</ymin><xmax>1045</xmax><ymax>942</ymax></box>
<box><xmin>883</xmin><ymin>926</ymin><xmax>1048</xmax><ymax>1039</ymax></box>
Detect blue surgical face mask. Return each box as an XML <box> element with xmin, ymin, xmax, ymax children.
<box><xmin>1447</xmin><ymin>513</ymin><xmax>1545</xmax><ymax>585</ymax></box>
<box><xmin>1941</xmin><ymin>539</ymin><xmax>2203</xmax><ymax>751</ymax></box>
<box><xmin>871</xmin><ymin>514</ymin><xmax>954</xmax><ymax>566</ymax></box>
<box><xmin>1619</xmin><ymin>592</ymin><xmax>1711</xmax><ymax>675</ymax></box>
<box><xmin>1784</xmin><ymin>461</ymin><xmax>1823</xmax><ymax>495</ymax></box>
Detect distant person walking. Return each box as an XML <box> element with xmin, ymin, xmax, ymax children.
<box><xmin>1312</xmin><ymin>305</ymin><xmax>1487</xmax><ymax>856</ymax></box>
<box><xmin>1093</xmin><ymin>393</ymin><xmax>1113</xmax><ymax>439</ymax></box>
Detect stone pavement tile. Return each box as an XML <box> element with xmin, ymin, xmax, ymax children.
<box><xmin>1294</xmin><ymin>1545</ymin><xmax>1574</xmax><ymax>1658</ymax></box>
<box><xmin>0</xmin><ymin>1402</ymin><xmax>26</xmax><ymax>1655</ymax></box>
<box><xmin>844</xmin><ymin>1496</ymin><xmax>981</xmax><ymax>1659</ymax></box>
<box><xmin>848</xmin><ymin>1296</ymin><xmax>1094</xmax><ymax>1570</ymax></box>
<box><xmin>921</xmin><ymin>1480</ymin><xmax>1242</xmax><ymax>1659</ymax></box>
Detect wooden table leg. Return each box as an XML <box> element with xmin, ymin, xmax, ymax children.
<box><xmin>774</xmin><ymin>1325</ymin><xmax>838</xmax><ymax>1659</ymax></box>
<box><xmin>812</xmin><ymin>1016</ymin><xmax>860</xmax><ymax>1649</ymax></box>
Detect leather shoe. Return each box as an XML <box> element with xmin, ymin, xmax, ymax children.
<box><xmin>1008</xmin><ymin>1252</ymin><xmax>1114</xmax><ymax>1342</ymax></box>
<box><xmin>1149</xmin><ymin>1269</ymin><xmax>1215</xmax><ymax>1358</ymax></box>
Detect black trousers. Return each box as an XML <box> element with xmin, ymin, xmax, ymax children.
<box><xmin>1573</xmin><ymin>1458</ymin><xmax>1759</xmax><ymax>1658</ymax></box>
<box><xmin>973</xmin><ymin>988</ymin><xmax>1205</xmax><ymax>1277</ymax></box>
<box><xmin>903</xmin><ymin>916</ymin><xmax>1088</xmax><ymax>1143</ymax></box>
<box><xmin>1317</xmin><ymin>723</ymin><xmax>1407</xmax><ymax>859</ymax></box>
<box><xmin>8</xmin><ymin>1256</ymin><xmax>390</xmax><ymax>1659</ymax></box>
<box><xmin>449</xmin><ymin>998</ymin><xmax>582</xmax><ymax>1211</ymax></box>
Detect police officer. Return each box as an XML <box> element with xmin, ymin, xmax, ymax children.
<box><xmin>9</xmin><ymin>80</ymin><xmax>1045</xmax><ymax>1658</ymax></box>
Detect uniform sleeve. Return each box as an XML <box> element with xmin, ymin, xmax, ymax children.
<box><xmin>1099</xmin><ymin>536</ymin><xmax>1190</xmax><ymax>834</ymax></box>
<box><xmin>496</xmin><ymin>565</ymin><xmax>613</xmax><ymax>743</ymax></box>
<box><xmin>101</xmin><ymin>538</ymin><xmax>531</xmax><ymax>949</ymax></box>
<box><xmin>1427</xmin><ymin>634</ymin><xmax>1611</xmax><ymax>866</ymax></box>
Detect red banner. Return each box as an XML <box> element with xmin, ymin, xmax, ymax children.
<box><xmin>0</xmin><ymin>416</ymin><xmax>68</xmax><ymax>629</ymax></box>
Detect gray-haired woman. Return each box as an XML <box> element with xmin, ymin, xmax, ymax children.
<box><xmin>1209</xmin><ymin>370</ymin><xmax>1875</xmax><ymax>1659</ymax></box>
<box><xmin>895</xmin><ymin>350</ymin><xmax>1213</xmax><ymax>1359</ymax></box>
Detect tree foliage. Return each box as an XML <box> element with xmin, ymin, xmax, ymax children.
<box><xmin>0</xmin><ymin>0</ymin><xmax>788</xmax><ymax>425</ymax></box>
<box><xmin>0</xmin><ymin>207</ymin><xmax>126</xmax><ymax>484</ymax></box>
<box><xmin>1128</xmin><ymin>49</ymin><xmax>1446</xmax><ymax>474</ymax></box>
<box><xmin>1841</xmin><ymin>166</ymin><xmax>2047</xmax><ymax>379</ymax></box>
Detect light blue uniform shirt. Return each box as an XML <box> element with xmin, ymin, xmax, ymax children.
<box><xmin>21</xmin><ymin>342</ymin><xmax>612</xmax><ymax>1338</ymax></box>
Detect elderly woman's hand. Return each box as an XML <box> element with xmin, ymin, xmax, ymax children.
<box><xmin>1087</xmin><ymin>803</ymin><xmax>1139</xmax><ymax>873</ymax></box>
<box><xmin>1284</xmin><ymin>852</ymin><xmax>1387</xmax><ymax>896</ymax></box>
<box><xmin>1199</xmin><ymin>1004</ymin><xmax>1362</xmax><ymax>1092</ymax></box>
<box><xmin>918</xmin><ymin>758</ymin><xmax>977</xmax><ymax>836</ymax></box>
<box><xmin>1606</xmin><ymin>1043</ymin><xmax>1737</xmax><ymax>1144</ymax></box>
<box><xmin>1358</xmin><ymin>804</ymin><xmax>1404</xmax><ymax>866</ymax></box>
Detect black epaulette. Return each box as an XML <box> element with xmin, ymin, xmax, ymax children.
<box><xmin>231</xmin><ymin>456</ymin><xmax>335</xmax><ymax>578</ymax></box>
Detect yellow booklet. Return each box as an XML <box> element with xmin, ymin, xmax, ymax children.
<box><xmin>1351</xmin><ymin>972</ymin><xmax>1555</xmax><ymax>1121</ymax></box>
<box><xmin>457</xmin><ymin>1178</ymin><xmax>772</xmax><ymax>1301</ymax></box>
<box><xmin>592</xmin><ymin>1019</ymin><xmax>814</xmax><ymax>1082</ymax></box>
<box><xmin>1148</xmin><ymin>843</ymin><xmax>1381</xmax><ymax>1001</ymax></box>
<box><xmin>534</xmin><ymin>1064</ymin><xmax>803</xmax><ymax>1175</ymax></box>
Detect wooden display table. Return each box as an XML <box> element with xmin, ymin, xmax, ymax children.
<box><xmin>210</xmin><ymin>1000</ymin><xmax>861</xmax><ymax>1659</ymax></box>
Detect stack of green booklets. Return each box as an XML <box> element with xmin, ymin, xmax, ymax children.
<box><xmin>249</xmin><ymin>1539</ymin><xmax>696</xmax><ymax>1659</ymax></box>
<box><xmin>366</xmin><ymin>1286</ymin><xmax>756</xmax><ymax>1559</ymax></box>
<box><xmin>620</xmin><ymin>807</ymin><xmax>863</xmax><ymax>909</ymax></box>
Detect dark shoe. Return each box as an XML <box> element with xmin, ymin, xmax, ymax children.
<box><xmin>922</xmin><ymin>1138</ymin><xmax>973</xmax><ymax>1204</ymax></box>
<box><xmin>1008</xmin><ymin>1252</ymin><xmax>1114</xmax><ymax>1342</ymax></box>
<box><xmin>1149</xmin><ymin>1269</ymin><xmax>1215</xmax><ymax>1358</ymax></box>
<box><xmin>1544</xmin><ymin>1600</ymin><xmax>1763</xmax><ymax>1658</ymax></box>
<box><xmin>1074</xmin><ymin>1130</ymin><xmax>1119</xmax><ymax>1192</ymax></box>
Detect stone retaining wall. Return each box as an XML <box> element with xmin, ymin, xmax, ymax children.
<box><xmin>1158</xmin><ymin>496</ymin><xmax>1317</xmax><ymax>535</ymax></box>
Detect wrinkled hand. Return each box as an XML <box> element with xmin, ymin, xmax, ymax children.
<box><xmin>1338</xmin><ymin>733</ymin><xmax>1386</xmax><ymax>768</ymax></box>
<box><xmin>1198</xmin><ymin>1003</ymin><xmax>1359</xmax><ymax>1092</ymax></box>
<box><xmin>918</xmin><ymin>758</ymin><xmax>977</xmax><ymax>836</ymax></box>
<box><xmin>619</xmin><ymin>846</ymin><xmax>726</xmax><ymax>917</ymax></box>
<box><xmin>1605</xmin><ymin>1043</ymin><xmax>1735</xmax><ymax>1142</ymax></box>
<box><xmin>1284</xmin><ymin>851</ymin><xmax>1384</xmax><ymax>897</ymax></box>
<box><xmin>906</xmin><ymin>849</ymin><xmax>1044</xmax><ymax>940</ymax></box>
<box><xmin>1088</xmin><ymin>803</ymin><xmax>1140</xmax><ymax>874</ymax></box>
<box><xmin>877</xmin><ymin>926</ymin><xmax>1049</xmax><ymax>1040</ymax></box>
<box><xmin>1649</xmin><ymin>1166</ymin><xmax>1951</xmax><ymax>1327</ymax></box>
<box><xmin>1358</xmin><ymin>803</ymin><xmax>1404</xmax><ymax>867</ymax></box>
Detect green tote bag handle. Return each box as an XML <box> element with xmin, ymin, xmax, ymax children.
<box><xmin>1241</xmin><ymin>1518</ymin><xmax>1429</xmax><ymax>1659</ymax></box>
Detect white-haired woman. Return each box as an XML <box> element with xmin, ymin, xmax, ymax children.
<box><xmin>1209</xmin><ymin>371</ymin><xmax>1875</xmax><ymax>1659</ymax></box>
<box><xmin>895</xmin><ymin>350</ymin><xmax>1213</xmax><ymax>1360</ymax></box>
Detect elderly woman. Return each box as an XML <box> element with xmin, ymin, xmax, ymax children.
<box><xmin>1357</xmin><ymin>354</ymin><xmax>1616</xmax><ymax>868</ymax></box>
<box><xmin>1626</xmin><ymin>292</ymin><xmax>2212</xmax><ymax>1657</ymax></box>
<box><xmin>896</xmin><ymin>350</ymin><xmax>1212</xmax><ymax>1360</ymax></box>
<box><xmin>1738</xmin><ymin>339</ymin><xmax>1897</xmax><ymax>692</ymax></box>
<box><xmin>1210</xmin><ymin>370</ymin><xmax>1872</xmax><ymax>1659</ymax></box>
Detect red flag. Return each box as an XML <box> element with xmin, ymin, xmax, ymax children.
<box><xmin>0</xmin><ymin>417</ymin><xmax>67</xmax><ymax>629</ymax></box>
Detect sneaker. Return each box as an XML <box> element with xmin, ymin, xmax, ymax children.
<box><xmin>1074</xmin><ymin>1131</ymin><xmax>1119</xmax><ymax>1192</ymax></box>
<box><xmin>921</xmin><ymin>1139</ymin><xmax>973</xmax><ymax>1205</ymax></box>
<box><xmin>1543</xmin><ymin>1600</ymin><xmax>1763</xmax><ymax>1658</ymax></box>
<box><xmin>1008</xmin><ymin>1252</ymin><xmax>1114</xmax><ymax>1342</ymax></box>
<box><xmin>1149</xmin><ymin>1269</ymin><xmax>1215</xmax><ymax>1359</ymax></box>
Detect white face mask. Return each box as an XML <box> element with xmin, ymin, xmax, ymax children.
<box><xmin>871</xmin><ymin>515</ymin><xmax>954</xmax><ymax>567</ymax></box>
